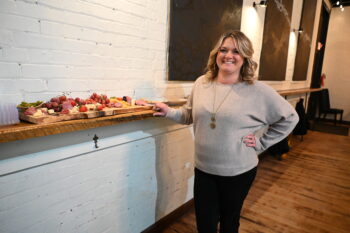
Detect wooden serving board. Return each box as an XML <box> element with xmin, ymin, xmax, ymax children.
<box><xmin>19</xmin><ymin>105</ymin><xmax>153</xmax><ymax>124</ymax></box>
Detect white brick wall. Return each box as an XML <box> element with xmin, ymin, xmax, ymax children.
<box><xmin>0</xmin><ymin>1</ymin><xmax>195</xmax><ymax>232</ymax></box>
<box><xmin>0</xmin><ymin>119</ymin><xmax>195</xmax><ymax>233</ymax></box>
<box><xmin>0</xmin><ymin>0</ymin><xmax>189</xmax><ymax>103</ymax></box>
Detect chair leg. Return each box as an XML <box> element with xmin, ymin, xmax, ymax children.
<box><xmin>340</xmin><ymin>112</ymin><xmax>343</xmax><ymax>124</ymax></box>
<box><xmin>334</xmin><ymin>114</ymin><xmax>337</xmax><ymax>125</ymax></box>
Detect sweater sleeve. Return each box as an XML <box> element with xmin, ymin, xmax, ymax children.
<box><xmin>165</xmin><ymin>86</ymin><xmax>194</xmax><ymax>125</ymax></box>
<box><xmin>254</xmin><ymin>85</ymin><xmax>299</xmax><ymax>152</ymax></box>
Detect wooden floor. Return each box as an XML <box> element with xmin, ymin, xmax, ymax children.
<box><xmin>162</xmin><ymin>128</ymin><xmax>350</xmax><ymax>233</ymax></box>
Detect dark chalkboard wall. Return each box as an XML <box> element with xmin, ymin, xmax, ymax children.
<box><xmin>293</xmin><ymin>0</ymin><xmax>317</xmax><ymax>81</ymax></box>
<box><xmin>259</xmin><ymin>0</ymin><xmax>294</xmax><ymax>81</ymax></box>
<box><xmin>168</xmin><ymin>0</ymin><xmax>243</xmax><ymax>81</ymax></box>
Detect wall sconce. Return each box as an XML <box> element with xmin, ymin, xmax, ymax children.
<box><xmin>293</xmin><ymin>28</ymin><xmax>303</xmax><ymax>33</ymax></box>
<box><xmin>253</xmin><ymin>0</ymin><xmax>268</xmax><ymax>8</ymax></box>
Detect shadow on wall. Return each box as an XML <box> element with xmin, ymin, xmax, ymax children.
<box><xmin>151</xmin><ymin>83</ymin><xmax>195</xmax><ymax>220</ymax></box>
<box><xmin>154</xmin><ymin>126</ymin><xmax>195</xmax><ymax>221</ymax></box>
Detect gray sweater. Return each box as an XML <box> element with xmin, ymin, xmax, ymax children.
<box><xmin>166</xmin><ymin>75</ymin><xmax>299</xmax><ymax>176</ymax></box>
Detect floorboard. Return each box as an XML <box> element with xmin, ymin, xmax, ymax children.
<box><xmin>162</xmin><ymin>129</ymin><xmax>350</xmax><ymax>233</ymax></box>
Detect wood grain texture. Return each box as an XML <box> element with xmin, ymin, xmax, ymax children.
<box><xmin>0</xmin><ymin>89</ymin><xmax>321</xmax><ymax>143</ymax></box>
<box><xmin>0</xmin><ymin>89</ymin><xmax>322</xmax><ymax>144</ymax></box>
<box><xmin>18</xmin><ymin>106</ymin><xmax>153</xmax><ymax>124</ymax></box>
<box><xmin>162</xmin><ymin>130</ymin><xmax>350</xmax><ymax>233</ymax></box>
<box><xmin>0</xmin><ymin>110</ymin><xmax>155</xmax><ymax>143</ymax></box>
<box><xmin>277</xmin><ymin>88</ymin><xmax>322</xmax><ymax>96</ymax></box>
<box><xmin>142</xmin><ymin>200</ymin><xmax>194</xmax><ymax>233</ymax></box>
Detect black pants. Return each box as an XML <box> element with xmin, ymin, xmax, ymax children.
<box><xmin>194</xmin><ymin>167</ymin><xmax>257</xmax><ymax>233</ymax></box>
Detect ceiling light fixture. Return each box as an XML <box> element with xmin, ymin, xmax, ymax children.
<box><xmin>253</xmin><ymin>0</ymin><xmax>268</xmax><ymax>8</ymax></box>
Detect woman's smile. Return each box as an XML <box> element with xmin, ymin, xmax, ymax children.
<box><xmin>216</xmin><ymin>37</ymin><xmax>244</xmax><ymax>75</ymax></box>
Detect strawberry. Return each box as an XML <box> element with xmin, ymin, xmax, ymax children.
<box><xmin>97</xmin><ymin>105</ymin><xmax>104</xmax><ymax>111</ymax></box>
<box><xmin>79</xmin><ymin>105</ymin><xmax>88</xmax><ymax>112</ymax></box>
<box><xmin>61</xmin><ymin>109</ymin><xmax>70</xmax><ymax>114</ymax></box>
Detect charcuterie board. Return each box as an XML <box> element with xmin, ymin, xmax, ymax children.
<box><xmin>19</xmin><ymin>105</ymin><xmax>153</xmax><ymax>124</ymax></box>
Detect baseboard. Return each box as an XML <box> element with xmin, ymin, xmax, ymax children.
<box><xmin>141</xmin><ymin>199</ymin><xmax>194</xmax><ymax>233</ymax></box>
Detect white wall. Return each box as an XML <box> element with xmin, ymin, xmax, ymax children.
<box><xmin>0</xmin><ymin>1</ymin><xmax>195</xmax><ymax>233</ymax></box>
<box><xmin>0</xmin><ymin>119</ymin><xmax>195</xmax><ymax>233</ymax></box>
<box><xmin>0</xmin><ymin>0</ymin><xmax>325</xmax><ymax>232</ymax></box>
<box><xmin>322</xmin><ymin>6</ymin><xmax>350</xmax><ymax>121</ymax></box>
<box><xmin>0</xmin><ymin>0</ymin><xmax>192</xmax><ymax>104</ymax></box>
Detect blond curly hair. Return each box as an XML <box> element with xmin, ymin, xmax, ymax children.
<box><xmin>204</xmin><ymin>31</ymin><xmax>258</xmax><ymax>84</ymax></box>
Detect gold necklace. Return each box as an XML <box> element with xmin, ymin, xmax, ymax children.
<box><xmin>210</xmin><ymin>82</ymin><xmax>233</xmax><ymax>129</ymax></box>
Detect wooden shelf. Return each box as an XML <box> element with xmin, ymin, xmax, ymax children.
<box><xmin>0</xmin><ymin>88</ymin><xmax>322</xmax><ymax>144</ymax></box>
<box><xmin>0</xmin><ymin>110</ymin><xmax>155</xmax><ymax>143</ymax></box>
<box><xmin>277</xmin><ymin>88</ymin><xmax>322</xmax><ymax>96</ymax></box>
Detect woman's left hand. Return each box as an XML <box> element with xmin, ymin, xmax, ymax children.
<box><xmin>243</xmin><ymin>134</ymin><xmax>256</xmax><ymax>147</ymax></box>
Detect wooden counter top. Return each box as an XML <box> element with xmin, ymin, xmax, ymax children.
<box><xmin>0</xmin><ymin>88</ymin><xmax>322</xmax><ymax>144</ymax></box>
<box><xmin>0</xmin><ymin>110</ymin><xmax>155</xmax><ymax>143</ymax></box>
<box><xmin>277</xmin><ymin>88</ymin><xmax>322</xmax><ymax>96</ymax></box>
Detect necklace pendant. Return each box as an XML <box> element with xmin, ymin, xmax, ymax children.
<box><xmin>211</xmin><ymin>116</ymin><xmax>216</xmax><ymax>122</ymax></box>
<box><xmin>210</xmin><ymin>122</ymin><xmax>216</xmax><ymax>129</ymax></box>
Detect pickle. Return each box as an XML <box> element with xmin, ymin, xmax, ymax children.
<box><xmin>17</xmin><ymin>101</ymin><xmax>43</xmax><ymax>108</ymax></box>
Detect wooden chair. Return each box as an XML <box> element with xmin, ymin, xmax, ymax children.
<box><xmin>318</xmin><ymin>89</ymin><xmax>343</xmax><ymax>125</ymax></box>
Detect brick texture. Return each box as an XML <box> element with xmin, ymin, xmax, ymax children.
<box><xmin>0</xmin><ymin>0</ymin><xmax>190</xmax><ymax>102</ymax></box>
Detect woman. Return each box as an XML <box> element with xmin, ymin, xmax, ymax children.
<box><xmin>154</xmin><ymin>31</ymin><xmax>299</xmax><ymax>233</ymax></box>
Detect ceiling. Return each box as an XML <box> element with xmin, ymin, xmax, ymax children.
<box><xmin>329</xmin><ymin>0</ymin><xmax>350</xmax><ymax>7</ymax></box>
